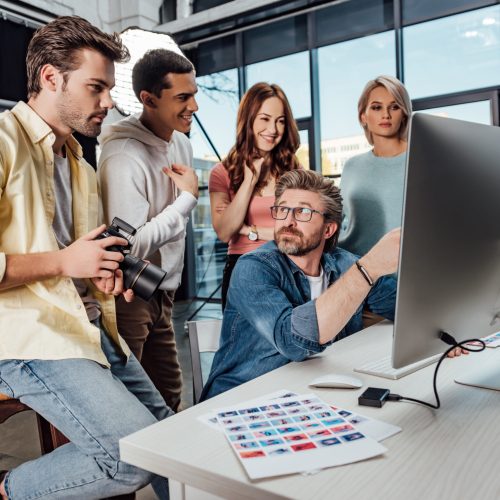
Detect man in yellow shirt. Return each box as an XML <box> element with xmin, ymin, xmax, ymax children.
<box><xmin>0</xmin><ymin>16</ymin><xmax>170</xmax><ymax>499</ymax></box>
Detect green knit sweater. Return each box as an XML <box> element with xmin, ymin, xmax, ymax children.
<box><xmin>339</xmin><ymin>150</ymin><xmax>407</xmax><ymax>256</ymax></box>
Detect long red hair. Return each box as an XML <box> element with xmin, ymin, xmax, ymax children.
<box><xmin>222</xmin><ymin>82</ymin><xmax>300</xmax><ymax>193</ymax></box>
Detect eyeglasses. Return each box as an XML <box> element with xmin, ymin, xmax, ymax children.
<box><xmin>270</xmin><ymin>205</ymin><xmax>326</xmax><ymax>222</ymax></box>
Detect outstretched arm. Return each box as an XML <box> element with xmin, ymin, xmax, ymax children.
<box><xmin>316</xmin><ymin>228</ymin><xmax>400</xmax><ymax>344</ymax></box>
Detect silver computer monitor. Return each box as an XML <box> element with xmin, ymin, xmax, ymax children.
<box><xmin>393</xmin><ymin>112</ymin><xmax>500</xmax><ymax>368</ymax></box>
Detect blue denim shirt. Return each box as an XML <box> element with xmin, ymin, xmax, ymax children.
<box><xmin>200</xmin><ymin>242</ymin><xmax>396</xmax><ymax>400</ymax></box>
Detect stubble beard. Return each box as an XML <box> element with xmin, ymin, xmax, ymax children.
<box><xmin>57</xmin><ymin>91</ymin><xmax>104</xmax><ymax>138</ymax></box>
<box><xmin>275</xmin><ymin>227</ymin><xmax>323</xmax><ymax>257</ymax></box>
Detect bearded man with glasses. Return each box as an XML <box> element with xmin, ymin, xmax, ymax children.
<box><xmin>201</xmin><ymin>169</ymin><xmax>399</xmax><ymax>400</ymax></box>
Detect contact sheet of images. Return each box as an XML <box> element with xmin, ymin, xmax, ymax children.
<box><xmin>216</xmin><ymin>393</ymin><xmax>386</xmax><ymax>479</ymax></box>
<box><xmin>471</xmin><ymin>331</ymin><xmax>500</xmax><ymax>348</ymax></box>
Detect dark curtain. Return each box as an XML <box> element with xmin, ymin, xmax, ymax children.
<box><xmin>0</xmin><ymin>19</ymin><xmax>97</xmax><ymax>168</ymax></box>
<box><xmin>0</xmin><ymin>19</ymin><xmax>34</xmax><ymax>102</ymax></box>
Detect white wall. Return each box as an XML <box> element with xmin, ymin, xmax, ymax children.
<box><xmin>20</xmin><ymin>0</ymin><xmax>163</xmax><ymax>32</ymax></box>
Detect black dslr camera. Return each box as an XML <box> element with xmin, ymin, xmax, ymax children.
<box><xmin>96</xmin><ymin>217</ymin><xmax>167</xmax><ymax>301</ymax></box>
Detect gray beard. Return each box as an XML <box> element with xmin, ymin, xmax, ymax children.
<box><xmin>276</xmin><ymin>233</ymin><xmax>323</xmax><ymax>257</ymax></box>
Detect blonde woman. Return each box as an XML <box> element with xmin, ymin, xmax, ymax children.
<box><xmin>209</xmin><ymin>82</ymin><xmax>300</xmax><ymax>309</ymax></box>
<box><xmin>339</xmin><ymin>75</ymin><xmax>412</xmax><ymax>256</ymax></box>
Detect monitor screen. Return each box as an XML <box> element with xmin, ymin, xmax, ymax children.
<box><xmin>392</xmin><ymin>112</ymin><xmax>500</xmax><ymax>368</ymax></box>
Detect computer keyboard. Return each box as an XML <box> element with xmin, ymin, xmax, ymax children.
<box><xmin>354</xmin><ymin>353</ymin><xmax>442</xmax><ymax>380</ymax></box>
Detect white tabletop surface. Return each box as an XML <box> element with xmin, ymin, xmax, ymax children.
<box><xmin>120</xmin><ymin>322</ymin><xmax>500</xmax><ymax>500</ymax></box>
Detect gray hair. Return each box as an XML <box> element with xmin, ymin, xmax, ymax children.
<box><xmin>275</xmin><ymin>170</ymin><xmax>343</xmax><ymax>252</ymax></box>
<box><xmin>358</xmin><ymin>75</ymin><xmax>412</xmax><ymax>145</ymax></box>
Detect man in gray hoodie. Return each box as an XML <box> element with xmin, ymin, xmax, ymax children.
<box><xmin>98</xmin><ymin>49</ymin><xmax>199</xmax><ymax>411</ymax></box>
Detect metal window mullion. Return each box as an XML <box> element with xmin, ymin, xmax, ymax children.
<box><xmin>492</xmin><ymin>90</ymin><xmax>500</xmax><ymax>127</ymax></box>
<box><xmin>236</xmin><ymin>31</ymin><xmax>246</xmax><ymax>96</ymax></box>
<box><xmin>309</xmin><ymin>48</ymin><xmax>321</xmax><ymax>172</ymax></box>
<box><xmin>394</xmin><ymin>0</ymin><xmax>404</xmax><ymax>82</ymax></box>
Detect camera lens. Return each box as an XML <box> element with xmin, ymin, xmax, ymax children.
<box><xmin>121</xmin><ymin>255</ymin><xmax>167</xmax><ymax>301</ymax></box>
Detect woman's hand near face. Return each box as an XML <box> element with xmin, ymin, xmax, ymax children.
<box><xmin>244</xmin><ymin>157</ymin><xmax>264</xmax><ymax>186</ymax></box>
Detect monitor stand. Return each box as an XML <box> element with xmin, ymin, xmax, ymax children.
<box><xmin>454</xmin><ymin>354</ymin><xmax>500</xmax><ymax>391</ymax></box>
<box><xmin>354</xmin><ymin>352</ymin><xmax>441</xmax><ymax>380</ymax></box>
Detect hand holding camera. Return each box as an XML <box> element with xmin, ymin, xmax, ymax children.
<box><xmin>93</xmin><ymin>218</ymin><xmax>167</xmax><ymax>301</ymax></box>
<box><xmin>60</xmin><ymin>224</ymin><xmax>127</xmax><ymax>279</ymax></box>
<box><xmin>61</xmin><ymin>219</ymin><xmax>167</xmax><ymax>301</ymax></box>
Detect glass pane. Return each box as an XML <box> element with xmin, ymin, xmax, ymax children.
<box><xmin>297</xmin><ymin>130</ymin><xmax>310</xmax><ymax>170</ymax></box>
<box><xmin>417</xmin><ymin>100</ymin><xmax>491</xmax><ymax>125</ymax></box>
<box><xmin>191</xmin><ymin>69</ymin><xmax>238</xmax><ymax>298</ymax></box>
<box><xmin>193</xmin><ymin>0</ymin><xmax>232</xmax><ymax>13</ymax></box>
<box><xmin>191</xmin><ymin>70</ymin><xmax>239</xmax><ymax>165</ymax></box>
<box><xmin>404</xmin><ymin>5</ymin><xmax>500</xmax><ymax>99</ymax></box>
<box><xmin>243</xmin><ymin>15</ymin><xmax>307</xmax><ymax>65</ymax></box>
<box><xmin>186</xmin><ymin>35</ymin><xmax>237</xmax><ymax>77</ymax></box>
<box><xmin>402</xmin><ymin>0</ymin><xmax>496</xmax><ymax>25</ymax></box>
<box><xmin>315</xmin><ymin>0</ymin><xmax>394</xmax><ymax>47</ymax></box>
<box><xmin>246</xmin><ymin>51</ymin><xmax>311</xmax><ymax>119</ymax></box>
<box><xmin>318</xmin><ymin>31</ymin><xmax>396</xmax><ymax>176</ymax></box>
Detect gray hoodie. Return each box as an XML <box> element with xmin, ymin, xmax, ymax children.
<box><xmin>97</xmin><ymin>114</ymin><xmax>197</xmax><ymax>291</ymax></box>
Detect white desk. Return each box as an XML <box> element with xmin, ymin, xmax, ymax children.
<box><xmin>120</xmin><ymin>322</ymin><xmax>500</xmax><ymax>500</ymax></box>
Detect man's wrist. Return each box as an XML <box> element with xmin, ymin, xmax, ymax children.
<box><xmin>355</xmin><ymin>260</ymin><xmax>374</xmax><ymax>287</ymax></box>
<box><xmin>173</xmin><ymin>191</ymin><xmax>198</xmax><ymax>216</ymax></box>
<box><xmin>358</xmin><ymin>255</ymin><xmax>382</xmax><ymax>281</ymax></box>
<box><xmin>56</xmin><ymin>249</ymin><xmax>68</xmax><ymax>277</ymax></box>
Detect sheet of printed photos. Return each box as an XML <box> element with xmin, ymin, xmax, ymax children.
<box><xmin>215</xmin><ymin>393</ymin><xmax>386</xmax><ymax>479</ymax></box>
<box><xmin>199</xmin><ymin>389</ymin><xmax>401</xmax><ymax>443</ymax></box>
<box><xmin>469</xmin><ymin>330</ymin><xmax>500</xmax><ymax>348</ymax></box>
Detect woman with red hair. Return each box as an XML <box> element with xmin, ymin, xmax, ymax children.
<box><xmin>209</xmin><ymin>82</ymin><xmax>301</xmax><ymax>309</ymax></box>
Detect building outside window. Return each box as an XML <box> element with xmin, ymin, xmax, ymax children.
<box><xmin>190</xmin><ymin>69</ymin><xmax>239</xmax><ymax>298</ymax></box>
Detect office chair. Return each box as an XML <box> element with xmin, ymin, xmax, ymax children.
<box><xmin>187</xmin><ymin>319</ymin><xmax>222</xmax><ymax>404</ymax></box>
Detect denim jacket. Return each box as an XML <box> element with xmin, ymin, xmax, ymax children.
<box><xmin>200</xmin><ymin>241</ymin><xmax>396</xmax><ymax>400</ymax></box>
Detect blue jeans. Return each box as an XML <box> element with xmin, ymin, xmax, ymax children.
<box><xmin>0</xmin><ymin>325</ymin><xmax>173</xmax><ymax>499</ymax></box>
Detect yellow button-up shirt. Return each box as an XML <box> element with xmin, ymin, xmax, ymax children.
<box><xmin>0</xmin><ymin>101</ymin><xmax>129</xmax><ymax>364</ymax></box>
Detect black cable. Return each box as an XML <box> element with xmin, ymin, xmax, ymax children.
<box><xmin>387</xmin><ymin>332</ymin><xmax>486</xmax><ymax>409</ymax></box>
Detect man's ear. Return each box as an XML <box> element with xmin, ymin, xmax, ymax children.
<box><xmin>324</xmin><ymin>221</ymin><xmax>338</xmax><ymax>240</ymax></box>
<box><xmin>39</xmin><ymin>64</ymin><xmax>60</xmax><ymax>92</ymax></box>
<box><xmin>140</xmin><ymin>90</ymin><xmax>156</xmax><ymax>109</ymax></box>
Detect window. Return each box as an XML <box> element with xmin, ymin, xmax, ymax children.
<box><xmin>246</xmin><ymin>51</ymin><xmax>311</xmax><ymax>119</ymax></box>
<box><xmin>243</xmin><ymin>15</ymin><xmax>307</xmax><ymax>65</ymax></box>
<box><xmin>404</xmin><ymin>5</ymin><xmax>500</xmax><ymax>99</ymax></box>
<box><xmin>185</xmin><ymin>35</ymin><xmax>237</xmax><ymax>77</ymax></box>
<box><xmin>193</xmin><ymin>0</ymin><xmax>232</xmax><ymax>13</ymax></box>
<box><xmin>314</xmin><ymin>0</ymin><xmax>394</xmax><ymax>47</ymax></box>
<box><xmin>402</xmin><ymin>0</ymin><xmax>497</xmax><ymax>25</ymax></box>
<box><xmin>318</xmin><ymin>31</ymin><xmax>396</xmax><ymax>176</ymax></box>
<box><xmin>190</xmin><ymin>69</ymin><xmax>239</xmax><ymax>298</ymax></box>
<box><xmin>297</xmin><ymin>129</ymin><xmax>310</xmax><ymax>170</ymax></box>
<box><xmin>417</xmin><ymin>100</ymin><xmax>492</xmax><ymax>125</ymax></box>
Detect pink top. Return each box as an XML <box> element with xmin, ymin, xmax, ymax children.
<box><xmin>209</xmin><ymin>162</ymin><xmax>275</xmax><ymax>255</ymax></box>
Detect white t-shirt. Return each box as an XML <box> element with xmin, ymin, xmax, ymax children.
<box><xmin>306</xmin><ymin>265</ymin><xmax>329</xmax><ymax>300</ymax></box>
